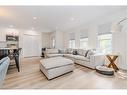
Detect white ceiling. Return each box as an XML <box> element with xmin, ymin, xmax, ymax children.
<box><xmin>0</xmin><ymin>6</ymin><xmax>127</xmax><ymax>32</ymax></box>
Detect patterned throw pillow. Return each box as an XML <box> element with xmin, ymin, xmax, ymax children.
<box><xmin>77</xmin><ymin>49</ymin><xmax>83</xmax><ymax>55</ymax></box>
<box><xmin>86</xmin><ymin>50</ymin><xmax>95</xmax><ymax>59</ymax></box>
<box><xmin>84</xmin><ymin>50</ymin><xmax>89</xmax><ymax>57</ymax></box>
<box><xmin>73</xmin><ymin>50</ymin><xmax>77</xmax><ymax>55</ymax></box>
<box><xmin>59</xmin><ymin>49</ymin><xmax>65</xmax><ymax>54</ymax></box>
<box><xmin>82</xmin><ymin>50</ymin><xmax>87</xmax><ymax>56</ymax></box>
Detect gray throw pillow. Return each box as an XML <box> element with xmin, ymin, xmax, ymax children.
<box><xmin>59</xmin><ymin>49</ymin><xmax>66</xmax><ymax>54</ymax></box>
<box><xmin>85</xmin><ymin>50</ymin><xmax>89</xmax><ymax>57</ymax></box>
<box><xmin>82</xmin><ymin>50</ymin><xmax>87</xmax><ymax>56</ymax></box>
<box><xmin>66</xmin><ymin>49</ymin><xmax>73</xmax><ymax>54</ymax></box>
<box><xmin>86</xmin><ymin>50</ymin><xmax>95</xmax><ymax>59</ymax></box>
<box><xmin>73</xmin><ymin>50</ymin><xmax>77</xmax><ymax>55</ymax></box>
<box><xmin>77</xmin><ymin>49</ymin><xmax>83</xmax><ymax>55</ymax></box>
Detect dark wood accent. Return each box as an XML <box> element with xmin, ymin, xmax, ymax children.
<box><xmin>106</xmin><ymin>55</ymin><xmax>119</xmax><ymax>72</ymax></box>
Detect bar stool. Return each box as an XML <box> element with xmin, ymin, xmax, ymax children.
<box><xmin>8</xmin><ymin>48</ymin><xmax>22</xmax><ymax>72</ymax></box>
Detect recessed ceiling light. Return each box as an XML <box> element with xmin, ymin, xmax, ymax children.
<box><xmin>31</xmin><ymin>27</ymin><xmax>34</xmax><ymax>30</ymax></box>
<box><xmin>9</xmin><ymin>25</ymin><xmax>14</xmax><ymax>28</ymax></box>
<box><xmin>70</xmin><ymin>17</ymin><xmax>75</xmax><ymax>21</ymax></box>
<box><xmin>33</xmin><ymin>17</ymin><xmax>37</xmax><ymax>20</ymax></box>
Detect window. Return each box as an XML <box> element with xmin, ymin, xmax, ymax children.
<box><xmin>52</xmin><ymin>37</ymin><xmax>55</xmax><ymax>48</ymax></box>
<box><xmin>80</xmin><ymin>38</ymin><xmax>88</xmax><ymax>49</ymax></box>
<box><xmin>98</xmin><ymin>34</ymin><xmax>112</xmax><ymax>53</ymax></box>
<box><xmin>69</xmin><ymin>39</ymin><xmax>75</xmax><ymax>48</ymax></box>
<box><xmin>80</xmin><ymin>30</ymin><xmax>88</xmax><ymax>49</ymax></box>
<box><xmin>69</xmin><ymin>32</ymin><xmax>75</xmax><ymax>48</ymax></box>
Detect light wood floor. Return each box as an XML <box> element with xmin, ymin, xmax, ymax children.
<box><xmin>2</xmin><ymin>57</ymin><xmax>127</xmax><ymax>89</ymax></box>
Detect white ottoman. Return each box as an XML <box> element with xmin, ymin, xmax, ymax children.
<box><xmin>40</xmin><ymin>57</ymin><xmax>74</xmax><ymax>80</ymax></box>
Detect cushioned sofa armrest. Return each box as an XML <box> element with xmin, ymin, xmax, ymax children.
<box><xmin>90</xmin><ymin>53</ymin><xmax>105</xmax><ymax>67</ymax></box>
<box><xmin>0</xmin><ymin>57</ymin><xmax>10</xmax><ymax>88</ymax></box>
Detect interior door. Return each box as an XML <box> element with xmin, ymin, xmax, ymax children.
<box><xmin>23</xmin><ymin>34</ymin><xmax>40</xmax><ymax>57</ymax></box>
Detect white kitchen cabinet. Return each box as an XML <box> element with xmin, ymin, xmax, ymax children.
<box><xmin>0</xmin><ymin>31</ymin><xmax>6</xmax><ymax>42</ymax></box>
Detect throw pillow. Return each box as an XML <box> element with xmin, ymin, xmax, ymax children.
<box><xmin>77</xmin><ymin>49</ymin><xmax>83</xmax><ymax>55</ymax></box>
<box><xmin>86</xmin><ymin>50</ymin><xmax>95</xmax><ymax>59</ymax></box>
<box><xmin>82</xmin><ymin>50</ymin><xmax>87</xmax><ymax>56</ymax></box>
<box><xmin>73</xmin><ymin>50</ymin><xmax>77</xmax><ymax>55</ymax></box>
<box><xmin>66</xmin><ymin>48</ymin><xmax>73</xmax><ymax>54</ymax></box>
<box><xmin>59</xmin><ymin>49</ymin><xmax>66</xmax><ymax>54</ymax></box>
<box><xmin>84</xmin><ymin>50</ymin><xmax>89</xmax><ymax>57</ymax></box>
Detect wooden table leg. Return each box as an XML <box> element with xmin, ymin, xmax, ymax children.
<box><xmin>106</xmin><ymin>55</ymin><xmax>119</xmax><ymax>72</ymax></box>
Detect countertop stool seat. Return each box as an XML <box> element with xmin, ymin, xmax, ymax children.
<box><xmin>96</xmin><ymin>66</ymin><xmax>114</xmax><ymax>75</ymax></box>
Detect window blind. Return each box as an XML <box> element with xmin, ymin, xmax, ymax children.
<box><xmin>98</xmin><ymin>22</ymin><xmax>112</xmax><ymax>35</ymax></box>
<box><xmin>70</xmin><ymin>32</ymin><xmax>75</xmax><ymax>40</ymax></box>
<box><xmin>80</xmin><ymin>29</ymin><xmax>88</xmax><ymax>38</ymax></box>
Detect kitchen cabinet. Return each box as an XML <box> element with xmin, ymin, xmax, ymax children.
<box><xmin>0</xmin><ymin>31</ymin><xmax>6</xmax><ymax>42</ymax></box>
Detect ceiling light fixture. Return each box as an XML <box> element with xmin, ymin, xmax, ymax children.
<box><xmin>33</xmin><ymin>16</ymin><xmax>37</xmax><ymax>20</ymax></box>
<box><xmin>70</xmin><ymin>17</ymin><xmax>75</xmax><ymax>21</ymax></box>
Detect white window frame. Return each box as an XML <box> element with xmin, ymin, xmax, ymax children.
<box><xmin>98</xmin><ymin>34</ymin><xmax>112</xmax><ymax>53</ymax></box>
<box><xmin>80</xmin><ymin>38</ymin><xmax>88</xmax><ymax>49</ymax></box>
<box><xmin>69</xmin><ymin>39</ymin><xmax>76</xmax><ymax>48</ymax></box>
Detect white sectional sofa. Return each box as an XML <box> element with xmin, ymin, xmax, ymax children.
<box><xmin>44</xmin><ymin>48</ymin><xmax>105</xmax><ymax>69</ymax></box>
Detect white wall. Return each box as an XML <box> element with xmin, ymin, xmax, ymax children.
<box><xmin>41</xmin><ymin>32</ymin><xmax>50</xmax><ymax>48</ymax></box>
<box><xmin>63</xmin><ymin>9</ymin><xmax>127</xmax><ymax>70</ymax></box>
<box><xmin>55</xmin><ymin>31</ymin><xmax>64</xmax><ymax>49</ymax></box>
<box><xmin>49</xmin><ymin>31</ymin><xmax>64</xmax><ymax>49</ymax></box>
<box><xmin>49</xmin><ymin>32</ymin><xmax>55</xmax><ymax>48</ymax></box>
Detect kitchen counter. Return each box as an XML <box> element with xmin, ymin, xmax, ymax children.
<box><xmin>0</xmin><ymin>48</ymin><xmax>18</xmax><ymax>50</ymax></box>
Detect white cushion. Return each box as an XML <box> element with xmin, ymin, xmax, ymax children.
<box><xmin>46</xmin><ymin>54</ymin><xmax>63</xmax><ymax>57</ymax></box>
<box><xmin>40</xmin><ymin>57</ymin><xmax>74</xmax><ymax>70</ymax></box>
<box><xmin>59</xmin><ymin>49</ymin><xmax>66</xmax><ymax>54</ymax></box>
<box><xmin>46</xmin><ymin>49</ymin><xmax>59</xmax><ymax>54</ymax></box>
<box><xmin>74</xmin><ymin>55</ymin><xmax>90</xmax><ymax>61</ymax></box>
<box><xmin>64</xmin><ymin>54</ymin><xmax>74</xmax><ymax>58</ymax></box>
